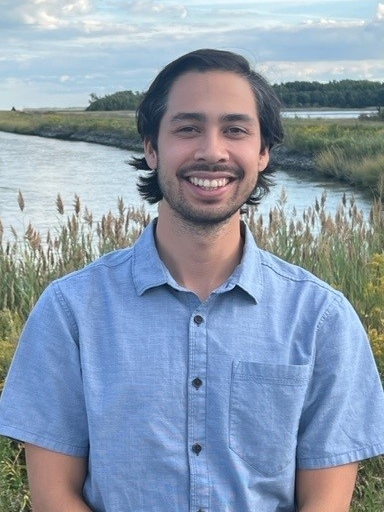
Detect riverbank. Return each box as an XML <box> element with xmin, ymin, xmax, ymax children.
<box><xmin>0</xmin><ymin>110</ymin><xmax>142</xmax><ymax>151</ymax></box>
<box><xmin>0</xmin><ymin>110</ymin><xmax>383</xmax><ymax>195</ymax></box>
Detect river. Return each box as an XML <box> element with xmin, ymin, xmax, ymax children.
<box><xmin>0</xmin><ymin>131</ymin><xmax>374</xmax><ymax>240</ymax></box>
<box><xmin>282</xmin><ymin>109</ymin><xmax>375</xmax><ymax>119</ymax></box>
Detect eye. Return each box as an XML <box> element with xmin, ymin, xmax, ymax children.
<box><xmin>225</xmin><ymin>126</ymin><xmax>248</xmax><ymax>136</ymax></box>
<box><xmin>175</xmin><ymin>125</ymin><xmax>200</xmax><ymax>134</ymax></box>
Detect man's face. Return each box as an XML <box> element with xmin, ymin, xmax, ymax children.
<box><xmin>144</xmin><ymin>70</ymin><xmax>269</xmax><ymax>227</ymax></box>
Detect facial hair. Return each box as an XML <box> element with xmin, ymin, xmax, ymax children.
<box><xmin>157</xmin><ymin>161</ymin><xmax>257</xmax><ymax>229</ymax></box>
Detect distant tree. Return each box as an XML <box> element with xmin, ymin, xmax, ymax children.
<box><xmin>86</xmin><ymin>90</ymin><xmax>145</xmax><ymax>111</ymax></box>
<box><xmin>272</xmin><ymin>79</ymin><xmax>384</xmax><ymax>109</ymax></box>
<box><xmin>89</xmin><ymin>93</ymin><xmax>100</xmax><ymax>105</ymax></box>
<box><xmin>87</xmin><ymin>81</ymin><xmax>384</xmax><ymax>111</ymax></box>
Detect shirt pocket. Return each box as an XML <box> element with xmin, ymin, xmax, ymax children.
<box><xmin>229</xmin><ymin>361</ymin><xmax>311</xmax><ymax>476</ymax></box>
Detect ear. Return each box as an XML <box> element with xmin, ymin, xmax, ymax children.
<box><xmin>144</xmin><ymin>138</ymin><xmax>158</xmax><ymax>169</ymax></box>
<box><xmin>258</xmin><ymin>148</ymin><xmax>270</xmax><ymax>173</ymax></box>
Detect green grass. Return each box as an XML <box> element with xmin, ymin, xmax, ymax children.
<box><xmin>283</xmin><ymin>118</ymin><xmax>384</xmax><ymax>196</ymax></box>
<box><xmin>0</xmin><ymin>110</ymin><xmax>141</xmax><ymax>149</ymax></box>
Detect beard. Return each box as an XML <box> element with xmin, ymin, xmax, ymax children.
<box><xmin>157</xmin><ymin>162</ymin><xmax>256</xmax><ymax>229</ymax></box>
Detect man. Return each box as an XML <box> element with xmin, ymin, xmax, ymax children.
<box><xmin>1</xmin><ymin>49</ymin><xmax>384</xmax><ymax>512</ymax></box>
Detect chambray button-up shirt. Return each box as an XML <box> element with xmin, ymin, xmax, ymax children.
<box><xmin>1</xmin><ymin>220</ymin><xmax>384</xmax><ymax>512</ymax></box>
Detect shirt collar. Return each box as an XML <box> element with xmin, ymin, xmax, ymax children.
<box><xmin>221</xmin><ymin>221</ymin><xmax>263</xmax><ymax>303</ymax></box>
<box><xmin>132</xmin><ymin>219</ymin><xmax>263</xmax><ymax>303</ymax></box>
<box><xmin>132</xmin><ymin>220</ymin><xmax>169</xmax><ymax>295</ymax></box>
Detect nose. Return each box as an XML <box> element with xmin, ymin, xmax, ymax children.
<box><xmin>193</xmin><ymin>131</ymin><xmax>229</xmax><ymax>163</ymax></box>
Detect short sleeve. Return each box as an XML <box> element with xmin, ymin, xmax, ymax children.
<box><xmin>0</xmin><ymin>281</ymin><xmax>89</xmax><ymax>456</ymax></box>
<box><xmin>296</xmin><ymin>294</ymin><xmax>384</xmax><ymax>469</ymax></box>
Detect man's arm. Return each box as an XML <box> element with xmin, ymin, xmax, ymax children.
<box><xmin>296</xmin><ymin>463</ymin><xmax>359</xmax><ymax>512</ymax></box>
<box><xmin>25</xmin><ymin>443</ymin><xmax>92</xmax><ymax>512</ymax></box>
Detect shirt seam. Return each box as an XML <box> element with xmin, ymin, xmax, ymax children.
<box><xmin>52</xmin><ymin>281</ymin><xmax>80</xmax><ymax>340</ymax></box>
<box><xmin>0</xmin><ymin>423</ymin><xmax>88</xmax><ymax>451</ymax></box>
<box><xmin>297</xmin><ymin>441</ymin><xmax>384</xmax><ymax>462</ymax></box>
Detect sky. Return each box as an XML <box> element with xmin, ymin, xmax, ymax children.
<box><xmin>1</xmin><ymin>0</ymin><xmax>384</xmax><ymax>109</ymax></box>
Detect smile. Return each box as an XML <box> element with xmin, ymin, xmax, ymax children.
<box><xmin>188</xmin><ymin>177</ymin><xmax>230</xmax><ymax>190</ymax></box>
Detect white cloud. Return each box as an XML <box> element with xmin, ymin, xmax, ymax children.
<box><xmin>376</xmin><ymin>3</ymin><xmax>384</xmax><ymax>20</ymax></box>
<box><xmin>1</xmin><ymin>0</ymin><xmax>383</xmax><ymax>109</ymax></box>
<box><xmin>63</xmin><ymin>0</ymin><xmax>92</xmax><ymax>14</ymax></box>
<box><xmin>127</xmin><ymin>0</ymin><xmax>188</xmax><ymax>18</ymax></box>
<box><xmin>14</xmin><ymin>0</ymin><xmax>94</xmax><ymax>29</ymax></box>
<box><xmin>260</xmin><ymin>59</ymin><xmax>384</xmax><ymax>83</ymax></box>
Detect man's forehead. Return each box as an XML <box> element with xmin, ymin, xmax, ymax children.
<box><xmin>168</xmin><ymin>112</ymin><xmax>258</xmax><ymax>125</ymax></box>
<box><xmin>164</xmin><ymin>70</ymin><xmax>259</xmax><ymax>118</ymax></box>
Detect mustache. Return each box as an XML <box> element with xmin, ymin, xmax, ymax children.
<box><xmin>177</xmin><ymin>163</ymin><xmax>244</xmax><ymax>178</ymax></box>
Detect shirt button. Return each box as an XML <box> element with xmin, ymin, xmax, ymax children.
<box><xmin>194</xmin><ymin>315</ymin><xmax>204</xmax><ymax>325</ymax></box>
<box><xmin>197</xmin><ymin>509</ymin><xmax>205</xmax><ymax>512</ymax></box>
<box><xmin>192</xmin><ymin>443</ymin><xmax>202</xmax><ymax>455</ymax></box>
<box><xmin>192</xmin><ymin>377</ymin><xmax>203</xmax><ymax>389</ymax></box>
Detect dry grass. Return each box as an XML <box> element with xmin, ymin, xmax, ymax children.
<box><xmin>0</xmin><ymin>191</ymin><xmax>383</xmax><ymax>511</ymax></box>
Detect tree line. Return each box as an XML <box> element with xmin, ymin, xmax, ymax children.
<box><xmin>272</xmin><ymin>80</ymin><xmax>384</xmax><ymax>109</ymax></box>
<box><xmin>87</xmin><ymin>79</ymin><xmax>384</xmax><ymax>111</ymax></box>
<box><xmin>86</xmin><ymin>90</ymin><xmax>145</xmax><ymax>111</ymax></box>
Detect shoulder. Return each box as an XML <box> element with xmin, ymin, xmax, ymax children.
<box><xmin>258</xmin><ymin>248</ymin><xmax>339</xmax><ymax>295</ymax></box>
<box><xmin>59</xmin><ymin>246</ymin><xmax>134</xmax><ymax>284</ymax></box>
<box><xmin>38</xmin><ymin>247</ymin><xmax>135</xmax><ymax>315</ymax></box>
<box><xmin>52</xmin><ymin>247</ymin><xmax>133</xmax><ymax>288</ymax></box>
<box><xmin>254</xmin><ymin>248</ymin><xmax>358</xmax><ymax>331</ymax></box>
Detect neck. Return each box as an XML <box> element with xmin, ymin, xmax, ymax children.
<box><xmin>155</xmin><ymin>203</ymin><xmax>244</xmax><ymax>301</ymax></box>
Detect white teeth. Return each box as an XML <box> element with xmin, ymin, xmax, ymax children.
<box><xmin>189</xmin><ymin>177</ymin><xmax>229</xmax><ymax>189</ymax></box>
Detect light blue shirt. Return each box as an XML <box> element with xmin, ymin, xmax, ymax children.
<box><xmin>1</xmin><ymin>220</ymin><xmax>384</xmax><ymax>512</ymax></box>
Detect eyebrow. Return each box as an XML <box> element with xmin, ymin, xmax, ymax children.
<box><xmin>169</xmin><ymin>112</ymin><xmax>257</xmax><ymax>124</ymax></box>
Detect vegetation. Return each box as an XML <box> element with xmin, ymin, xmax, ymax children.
<box><xmin>0</xmin><ymin>190</ymin><xmax>383</xmax><ymax>510</ymax></box>
<box><xmin>273</xmin><ymin>79</ymin><xmax>384</xmax><ymax>109</ymax></box>
<box><xmin>85</xmin><ymin>80</ymin><xmax>384</xmax><ymax>112</ymax></box>
<box><xmin>86</xmin><ymin>90</ymin><xmax>145</xmax><ymax>111</ymax></box>
<box><xmin>283</xmin><ymin>119</ymin><xmax>384</xmax><ymax>196</ymax></box>
<box><xmin>0</xmin><ymin>110</ymin><xmax>141</xmax><ymax>150</ymax></box>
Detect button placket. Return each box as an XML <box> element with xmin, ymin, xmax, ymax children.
<box><xmin>188</xmin><ymin>308</ymin><xmax>210</xmax><ymax>511</ymax></box>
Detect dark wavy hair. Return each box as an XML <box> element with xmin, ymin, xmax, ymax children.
<box><xmin>129</xmin><ymin>48</ymin><xmax>284</xmax><ymax>206</ymax></box>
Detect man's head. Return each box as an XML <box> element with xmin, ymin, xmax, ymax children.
<box><xmin>130</xmin><ymin>48</ymin><xmax>283</xmax><ymax>206</ymax></box>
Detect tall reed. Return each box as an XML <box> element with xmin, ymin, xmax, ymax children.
<box><xmin>0</xmin><ymin>191</ymin><xmax>383</xmax><ymax>511</ymax></box>
<box><xmin>283</xmin><ymin>119</ymin><xmax>384</xmax><ymax>195</ymax></box>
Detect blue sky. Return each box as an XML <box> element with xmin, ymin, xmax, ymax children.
<box><xmin>1</xmin><ymin>0</ymin><xmax>383</xmax><ymax>109</ymax></box>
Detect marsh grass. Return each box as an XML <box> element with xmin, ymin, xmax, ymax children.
<box><xmin>0</xmin><ymin>191</ymin><xmax>383</xmax><ymax>511</ymax></box>
<box><xmin>0</xmin><ymin>110</ymin><xmax>141</xmax><ymax>148</ymax></box>
<box><xmin>0</xmin><ymin>193</ymin><xmax>151</xmax><ymax>319</ymax></box>
<box><xmin>283</xmin><ymin>119</ymin><xmax>384</xmax><ymax>195</ymax></box>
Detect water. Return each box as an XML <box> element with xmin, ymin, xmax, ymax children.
<box><xmin>0</xmin><ymin>131</ymin><xmax>374</xmax><ymax>240</ymax></box>
<box><xmin>282</xmin><ymin>109</ymin><xmax>374</xmax><ymax>119</ymax></box>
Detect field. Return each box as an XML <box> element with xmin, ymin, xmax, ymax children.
<box><xmin>0</xmin><ymin>113</ymin><xmax>384</xmax><ymax>509</ymax></box>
